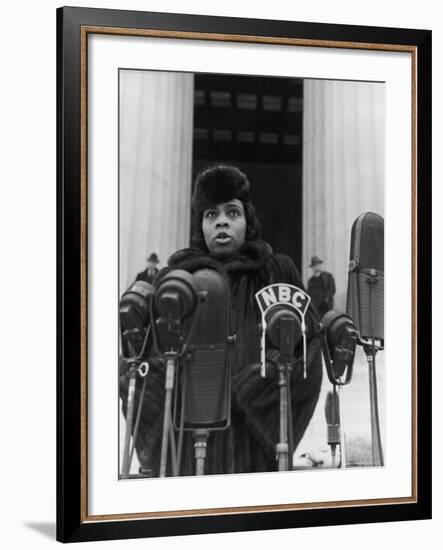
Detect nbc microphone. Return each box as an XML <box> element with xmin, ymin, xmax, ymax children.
<box><xmin>263</xmin><ymin>302</ymin><xmax>303</xmax><ymax>471</ymax></box>
<box><xmin>266</xmin><ymin>305</ymin><xmax>302</xmax><ymax>471</ymax></box>
<box><xmin>265</xmin><ymin>305</ymin><xmax>303</xmax><ymax>357</ymax></box>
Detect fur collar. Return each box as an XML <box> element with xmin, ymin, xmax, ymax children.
<box><xmin>166</xmin><ymin>239</ymin><xmax>273</xmax><ymax>276</ymax></box>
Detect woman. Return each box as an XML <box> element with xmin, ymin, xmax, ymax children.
<box><xmin>120</xmin><ymin>165</ymin><xmax>323</xmax><ymax>476</ymax></box>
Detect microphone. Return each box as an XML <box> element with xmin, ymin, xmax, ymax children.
<box><xmin>153</xmin><ymin>269</ymin><xmax>198</xmax><ymax>355</ymax></box>
<box><xmin>265</xmin><ymin>305</ymin><xmax>303</xmax><ymax>470</ymax></box>
<box><xmin>325</xmin><ymin>390</ymin><xmax>340</xmax><ymax>467</ymax></box>
<box><xmin>254</xmin><ymin>286</ymin><xmax>310</xmax><ymax>471</ymax></box>
<box><xmin>255</xmin><ymin>283</ymin><xmax>311</xmax><ymax>378</ymax></box>
<box><xmin>346</xmin><ymin>212</ymin><xmax>384</xmax><ymax>342</ymax></box>
<box><xmin>317</xmin><ymin>310</ymin><xmax>358</xmax><ymax>470</ymax></box>
<box><xmin>119</xmin><ymin>280</ymin><xmax>154</xmax><ymax>359</ymax></box>
<box><xmin>152</xmin><ymin>269</ymin><xmax>202</xmax><ymax>477</ymax></box>
<box><xmin>180</xmin><ymin>269</ymin><xmax>231</xmax><ymax>429</ymax></box>
<box><xmin>265</xmin><ymin>306</ymin><xmax>302</xmax><ymax>358</ymax></box>
<box><xmin>319</xmin><ymin>310</ymin><xmax>358</xmax><ymax>385</ymax></box>
<box><xmin>345</xmin><ymin>212</ymin><xmax>384</xmax><ymax>467</ymax></box>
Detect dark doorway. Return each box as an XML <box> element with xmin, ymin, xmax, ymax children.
<box><xmin>191</xmin><ymin>73</ymin><xmax>304</xmax><ymax>271</ymax></box>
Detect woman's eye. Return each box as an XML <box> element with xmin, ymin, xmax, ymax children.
<box><xmin>205</xmin><ymin>211</ymin><xmax>216</xmax><ymax>219</ymax></box>
<box><xmin>228</xmin><ymin>209</ymin><xmax>240</xmax><ymax>217</ymax></box>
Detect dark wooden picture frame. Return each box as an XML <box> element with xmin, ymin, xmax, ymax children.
<box><xmin>57</xmin><ymin>6</ymin><xmax>432</xmax><ymax>543</ymax></box>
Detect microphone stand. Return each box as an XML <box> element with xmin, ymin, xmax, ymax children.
<box><xmin>121</xmin><ymin>332</ymin><xmax>151</xmax><ymax>479</ymax></box>
<box><xmin>159</xmin><ymin>357</ymin><xmax>179</xmax><ymax>477</ymax></box>
<box><xmin>337</xmin><ymin>385</ymin><xmax>347</xmax><ymax>468</ymax></box>
<box><xmin>277</xmin><ymin>362</ymin><xmax>290</xmax><ymax>471</ymax></box>
<box><xmin>276</xmin><ymin>317</ymin><xmax>296</xmax><ymax>472</ymax></box>
<box><xmin>152</xmin><ymin>293</ymin><xmax>203</xmax><ymax>478</ymax></box>
<box><xmin>361</xmin><ymin>269</ymin><xmax>384</xmax><ymax>467</ymax></box>
<box><xmin>193</xmin><ymin>429</ymin><xmax>210</xmax><ymax>475</ymax></box>
<box><xmin>121</xmin><ymin>361</ymin><xmax>150</xmax><ymax>478</ymax></box>
<box><xmin>325</xmin><ymin>386</ymin><xmax>341</xmax><ymax>469</ymax></box>
<box><xmin>361</xmin><ymin>338</ymin><xmax>384</xmax><ymax>467</ymax></box>
<box><xmin>121</xmin><ymin>361</ymin><xmax>137</xmax><ymax>478</ymax></box>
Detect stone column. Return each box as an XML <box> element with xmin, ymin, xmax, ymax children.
<box><xmin>299</xmin><ymin>80</ymin><xmax>386</xmax><ymax>460</ymax></box>
<box><xmin>119</xmin><ymin>70</ymin><xmax>194</xmax><ymax>293</ymax></box>
<box><xmin>302</xmin><ymin>79</ymin><xmax>385</xmax><ymax>310</ymax></box>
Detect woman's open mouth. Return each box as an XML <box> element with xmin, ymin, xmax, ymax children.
<box><xmin>214</xmin><ymin>232</ymin><xmax>232</xmax><ymax>244</ymax></box>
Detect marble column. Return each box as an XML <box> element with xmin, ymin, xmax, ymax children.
<box><xmin>298</xmin><ymin>80</ymin><xmax>386</xmax><ymax>459</ymax></box>
<box><xmin>302</xmin><ymin>79</ymin><xmax>385</xmax><ymax>310</ymax></box>
<box><xmin>119</xmin><ymin>70</ymin><xmax>194</xmax><ymax>293</ymax></box>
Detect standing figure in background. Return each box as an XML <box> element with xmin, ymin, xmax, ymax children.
<box><xmin>307</xmin><ymin>255</ymin><xmax>336</xmax><ymax>316</ymax></box>
<box><xmin>136</xmin><ymin>252</ymin><xmax>160</xmax><ymax>285</ymax></box>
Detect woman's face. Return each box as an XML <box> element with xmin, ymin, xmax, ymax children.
<box><xmin>202</xmin><ymin>199</ymin><xmax>247</xmax><ymax>258</ymax></box>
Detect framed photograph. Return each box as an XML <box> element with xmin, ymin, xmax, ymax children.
<box><xmin>57</xmin><ymin>6</ymin><xmax>432</xmax><ymax>543</ymax></box>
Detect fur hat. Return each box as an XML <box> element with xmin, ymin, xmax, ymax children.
<box><xmin>191</xmin><ymin>165</ymin><xmax>251</xmax><ymax>214</ymax></box>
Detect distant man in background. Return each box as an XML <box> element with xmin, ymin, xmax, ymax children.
<box><xmin>307</xmin><ymin>255</ymin><xmax>336</xmax><ymax>316</ymax></box>
<box><xmin>136</xmin><ymin>252</ymin><xmax>160</xmax><ymax>285</ymax></box>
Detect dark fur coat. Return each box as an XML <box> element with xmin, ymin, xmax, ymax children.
<box><xmin>120</xmin><ymin>240</ymin><xmax>323</xmax><ymax>476</ymax></box>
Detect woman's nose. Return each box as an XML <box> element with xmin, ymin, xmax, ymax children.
<box><xmin>215</xmin><ymin>214</ymin><xmax>229</xmax><ymax>227</ymax></box>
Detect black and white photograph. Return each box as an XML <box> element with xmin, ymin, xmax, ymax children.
<box><xmin>118</xmin><ymin>69</ymin><xmax>385</xmax><ymax>479</ymax></box>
